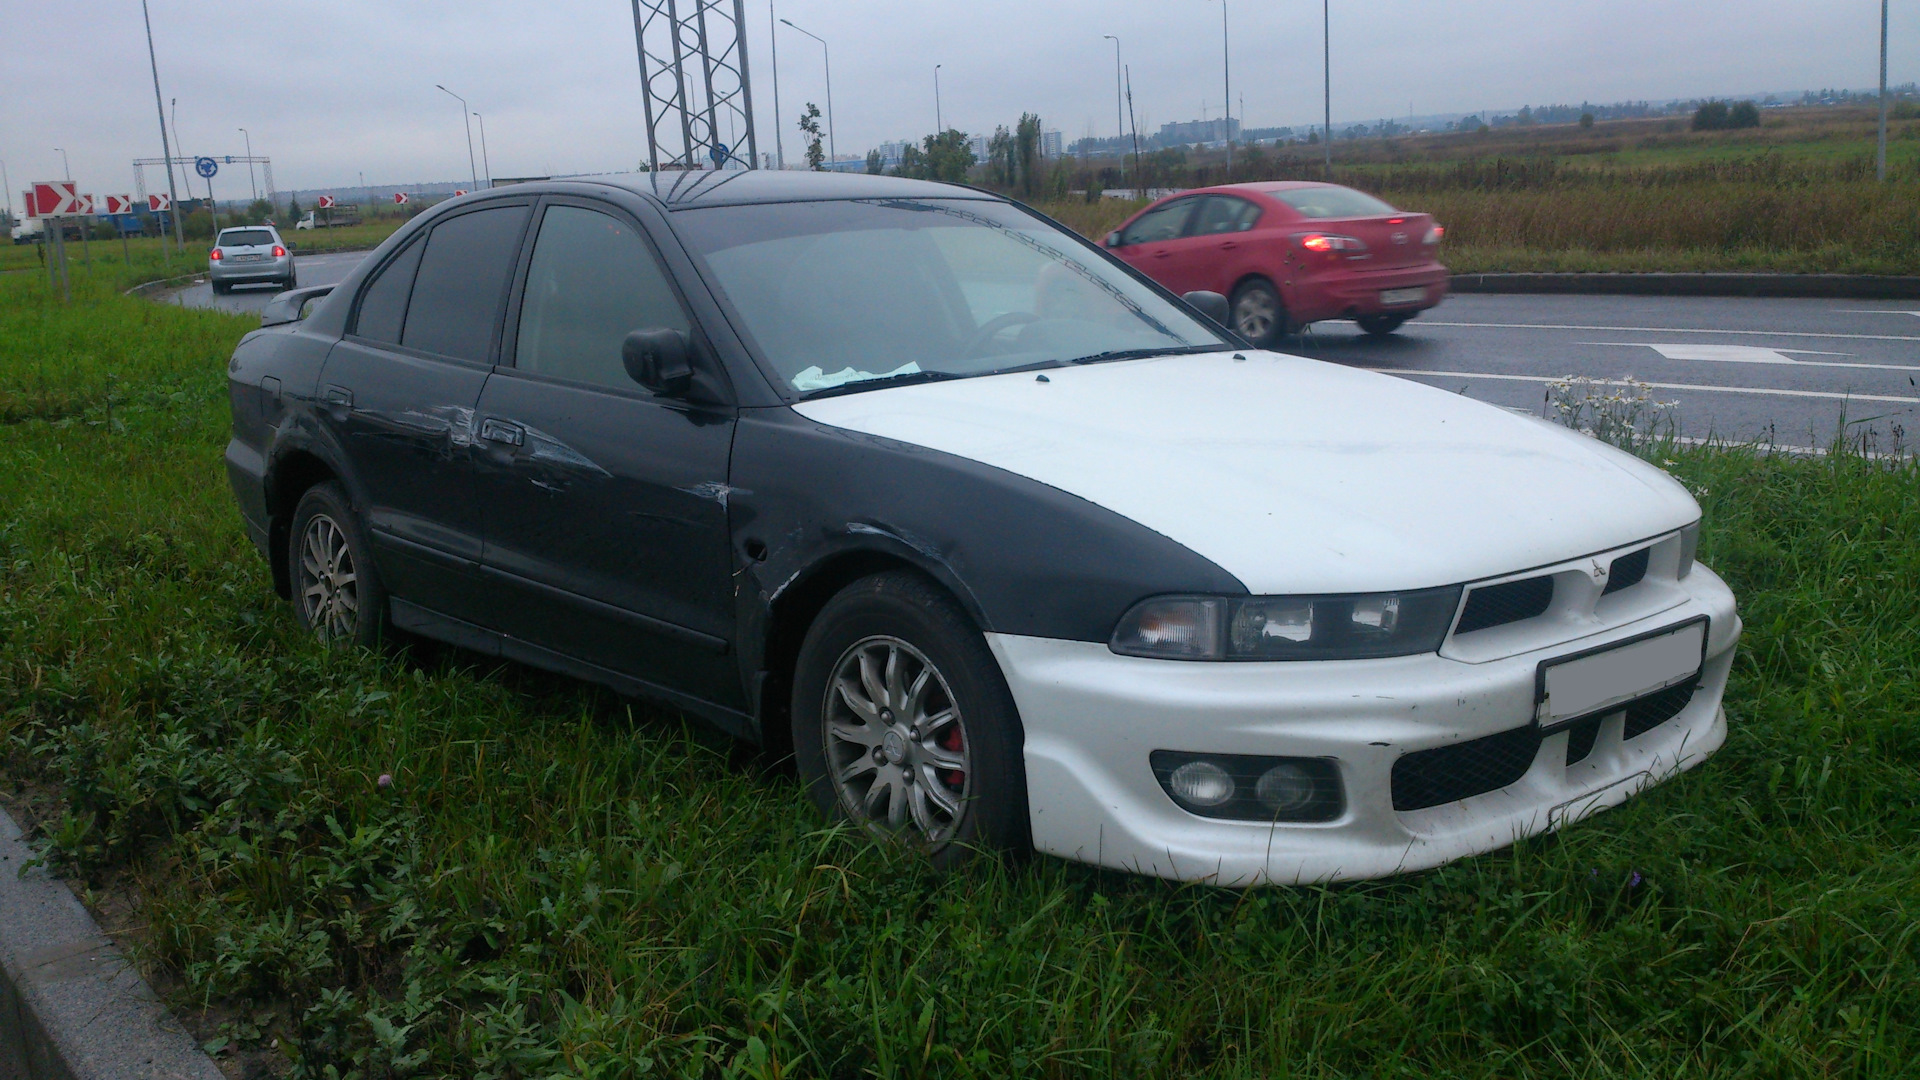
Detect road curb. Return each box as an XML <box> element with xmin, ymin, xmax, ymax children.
<box><xmin>1450</xmin><ymin>272</ymin><xmax>1920</xmax><ymax>300</ymax></box>
<box><xmin>0</xmin><ymin>808</ymin><xmax>221</xmax><ymax>1080</ymax></box>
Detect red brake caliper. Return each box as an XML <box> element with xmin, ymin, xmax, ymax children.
<box><xmin>939</xmin><ymin>725</ymin><xmax>965</xmax><ymax>788</ymax></box>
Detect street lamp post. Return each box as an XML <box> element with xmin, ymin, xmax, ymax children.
<box><xmin>1104</xmin><ymin>35</ymin><xmax>1123</xmax><ymax>187</ymax></box>
<box><xmin>935</xmin><ymin>64</ymin><xmax>943</xmax><ymax>133</ymax></box>
<box><xmin>473</xmin><ymin>112</ymin><xmax>492</xmax><ymax>188</ymax></box>
<box><xmin>55</xmin><ymin>147</ymin><xmax>70</xmax><ymax>180</ymax></box>
<box><xmin>1209</xmin><ymin>0</ymin><xmax>1231</xmax><ymax>172</ymax></box>
<box><xmin>435</xmin><ymin>84</ymin><xmax>479</xmax><ymax>190</ymax></box>
<box><xmin>769</xmin><ymin>0</ymin><xmax>785</xmax><ymax>169</ymax></box>
<box><xmin>140</xmin><ymin>0</ymin><xmax>183</xmax><ymax>255</ymax></box>
<box><xmin>780</xmin><ymin>19</ymin><xmax>834</xmax><ymax>167</ymax></box>
<box><xmin>1322</xmin><ymin>0</ymin><xmax>1332</xmax><ymax>176</ymax></box>
<box><xmin>238</xmin><ymin>127</ymin><xmax>256</xmax><ymax>202</ymax></box>
<box><xmin>1878</xmin><ymin>0</ymin><xmax>1889</xmax><ymax>182</ymax></box>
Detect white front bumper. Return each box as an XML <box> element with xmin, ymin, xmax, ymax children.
<box><xmin>987</xmin><ymin>564</ymin><xmax>1740</xmax><ymax>886</ymax></box>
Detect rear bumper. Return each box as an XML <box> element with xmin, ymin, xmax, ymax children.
<box><xmin>1291</xmin><ymin>261</ymin><xmax>1448</xmax><ymax>323</ymax></box>
<box><xmin>210</xmin><ymin>257</ymin><xmax>293</xmax><ymax>284</ymax></box>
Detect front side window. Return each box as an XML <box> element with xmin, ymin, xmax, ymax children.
<box><xmin>400</xmin><ymin>205</ymin><xmax>531</xmax><ymax>363</ymax></box>
<box><xmin>514</xmin><ymin>205</ymin><xmax>690</xmax><ymax>390</ymax></box>
<box><xmin>352</xmin><ymin>236</ymin><xmax>424</xmax><ymax>345</ymax></box>
<box><xmin>675</xmin><ymin>198</ymin><xmax>1228</xmax><ymax>395</ymax></box>
<box><xmin>1117</xmin><ymin>198</ymin><xmax>1197</xmax><ymax>246</ymax></box>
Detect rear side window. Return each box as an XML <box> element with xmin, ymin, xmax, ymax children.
<box><xmin>1118</xmin><ymin>199</ymin><xmax>1197</xmax><ymax>246</ymax></box>
<box><xmin>1191</xmin><ymin>196</ymin><xmax>1262</xmax><ymax>235</ymax></box>
<box><xmin>352</xmin><ymin>236</ymin><xmax>425</xmax><ymax>345</ymax></box>
<box><xmin>400</xmin><ymin>205</ymin><xmax>531</xmax><ymax>363</ymax></box>
<box><xmin>1275</xmin><ymin>186</ymin><xmax>1397</xmax><ymax>219</ymax></box>
<box><xmin>218</xmin><ymin>229</ymin><xmax>274</xmax><ymax>247</ymax></box>
<box><xmin>514</xmin><ymin>205</ymin><xmax>689</xmax><ymax>390</ymax></box>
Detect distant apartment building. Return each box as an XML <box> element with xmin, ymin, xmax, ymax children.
<box><xmin>1040</xmin><ymin>130</ymin><xmax>1064</xmax><ymax>158</ymax></box>
<box><xmin>1158</xmin><ymin>117</ymin><xmax>1241</xmax><ymax>145</ymax></box>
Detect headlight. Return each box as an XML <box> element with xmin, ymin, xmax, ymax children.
<box><xmin>1110</xmin><ymin>586</ymin><xmax>1463</xmax><ymax>661</ymax></box>
<box><xmin>1677</xmin><ymin>521</ymin><xmax>1700</xmax><ymax>578</ymax></box>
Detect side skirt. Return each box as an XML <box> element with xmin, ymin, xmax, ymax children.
<box><xmin>388</xmin><ymin>597</ymin><xmax>758</xmax><ymax>742</ymax></box>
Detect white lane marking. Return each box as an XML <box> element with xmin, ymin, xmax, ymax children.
<box><xmin>1379</xmin><ymin>369</ymin><xmax>1920</xmax><ymax>405</ymax></box>
<box><xmin>1423</xmin><ymin>320</ymin><xmax>1920</xmax><ymax>343</ymax></box>
<box><xmin>1576</xmin><ymin>342</ymin><xmax>1920</xmax><ymax>372</ymax></box>
<box><xmin>1833</xmin><ymin>309</ymin><xmax>1920</xmax><ymax>316</ymax></box>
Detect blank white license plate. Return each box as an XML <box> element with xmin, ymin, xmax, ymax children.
<box><xmin>1380</xmin><ymin>287</ymin><xmax>1425</xmax><ymax>305</ymax></box>
<box><xmin>233</xmin><ymin>254</ymin><xmax>263</xmax><ymax>262</ymax></box>
<box><xmin>1538</xmin><ymin>619</ymin><xmax>1706</xmax><ymax>727</ymax></box>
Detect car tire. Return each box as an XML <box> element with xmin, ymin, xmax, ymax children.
<box><xmin>287</xmin><ymin>482</ymin><xmax>387</xmax><ymax>648</ymax></box>
<box><xmin>1230</xmin><ymin>279</ymin><xmax>1290</xmax><ymax>348</ymax></box>
<box><xmin>282</xmin><ymin>272</ymin><xmax>298</xmax><ymax>291</ymax></box>
<box><xmin>210</xmin><ymin>280</ymin><xmax>229</xmax><ymax>295</ymax></box>
<box><xmin>791</xmin><ymin>570</ymin><xmax>1030</xmax><ymax>869</ymax></box>
<box><xmin>1357</xmin><ymin>314</ymin><xmax>1409</xmax><ymax>337</ymax></box>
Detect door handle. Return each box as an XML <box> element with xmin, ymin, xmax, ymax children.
<box><xmin>479</xmin><ymin>418</ymin><xmax>525</xmax><ymax>447</ymax></box>
<box><xmin>1151</xmin><ymin>250</ymin><xmax>1172</xmax><ymax>259</ymax></box>
<box><xmin>324</xmin><ymin>384</ymin><xmax>353</xmax><ymax>407</ymax></box>
<box><xmin>1220</xmin><ymin>241</ymin><xmax>1240</xmax><ymax>250</ymax></box>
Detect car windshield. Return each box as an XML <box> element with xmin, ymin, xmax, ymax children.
<box><xmin>673</xmin><ymin>198</ymin><xmax>1228</xmax><ymax>395</ymax></box>
<box><xmin>219</xmin><ymin>229</ymin><xmax>274</xmax><ymax>247</ymax></box>
<box><xmin>1274</xmin><ymin>187</ymin><xmax>1397</xmax><ymax>219</ymax></box>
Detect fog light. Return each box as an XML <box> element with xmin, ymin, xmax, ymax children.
<box><xmin>1255</xmin><ymin>763</ymin><xmax>1317</xmax><ymax>813</ymax></box>
<box><xmin>1168</xmin><ymin>761</ymin><xmax>1235</xmax><ymax>807</ymax></box>
<box><xmin>1150</xmin><ymin>751</ymin><xmax>1345</xmax><ymax>822</ymax></box>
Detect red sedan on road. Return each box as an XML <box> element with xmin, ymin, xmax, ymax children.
<box><xmin>1101</xmin><ymin>181</ymin><xmax>1449</xmax><ymax>346</ymax></box>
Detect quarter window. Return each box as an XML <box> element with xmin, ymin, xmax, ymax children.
<box><xmin>400</xmin><ymin>205</ymin><xmax>531</xmax><ymax>363</ymax></box>
<box><xmin>352</xmin><ymin>236</ymin><xmax>424</xmax><ymax>345</ymax></box>
<box><xmin>1117</xmin><ymin>199</ymin><xmax>1198</xmax><ymax>246</ymax></box>
<box><xmin>514</xmin><ymin>206</ymin><xmax>691</xmax><ymax>390</ymax></box>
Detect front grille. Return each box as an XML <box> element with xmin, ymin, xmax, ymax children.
<box><xmin>1455</xmin><ymin>575</ymin><xmax>1554</xmax><ymax>634</ymax></box>
<box><xmin>1624</xmin><ymin>679</ymin><xmax>1698</xmax><ymax>739</ymax></box>
<box><xmin>1603</xmin><ymin>548</ymin><xmax>1649</xmax><ymax>595</ymax></box>
<box><xmin>1391</xmin><ymin>724</ymin><xmax>1542</xmax><ymax>811</ymax></box>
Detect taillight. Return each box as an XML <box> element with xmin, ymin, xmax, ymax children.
<box><xmin>209</xmin><ymin>249</ymin><xmax>222</xmax><ymax>260</ymax></box>
<box><xmin>1299</xmin><ymin>233</ymin><xmax>1369</xmax><ymax>257</ymax></box>
<box><xmin>1423</xmin><ymin>225</ymin><xmax>1445</xmax><ymax>245</ymax></box>
<box><xmin>272</xmin><ymin>245</ymin><xmax>287</xmax><ymax>257</ymax></box>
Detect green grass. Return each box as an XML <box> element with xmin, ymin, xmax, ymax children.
<box><xmin>1</xmin><ymin>219</ymin><xmax>406</xmax><ymax>275</ymax></box>
<box><xmin>4</xmin><ymin>256</ymin><xmax>1920</xmax><ymax>1078</ymax></box>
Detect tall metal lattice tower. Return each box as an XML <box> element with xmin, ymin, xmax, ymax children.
<box><xmin>629</xmin><ymin>0</ymin><xmax>759</xmax><ymax>171</ymax></box>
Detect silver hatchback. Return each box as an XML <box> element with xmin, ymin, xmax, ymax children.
<box><xmin>209</xmin><ymin>226</ymin><xmax>296</xmax><ymax>293</ymax></box>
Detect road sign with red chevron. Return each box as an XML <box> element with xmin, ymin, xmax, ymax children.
<box><xmin>316</xmin><ymin>194</ymin><xmax>335</xmax><ymax>208</ymax></box>
<box><xmin>102</xmin><ymin>195</ymin><xmax>135</xmax><ymax>215</ymax></box>
<box><xmin>27</xmin><ymin>181</ymin><xmax>84</xmax><ymax>216</ymax></box>
<box><xmin>148</xmin><ymin>194</ymin><xmax>171</xmax><ymax>212</ymax></box>
<box><xmin>393</xmin><ymin>192</ymin><xmax>409</xmax><ymax>204</ymax></box>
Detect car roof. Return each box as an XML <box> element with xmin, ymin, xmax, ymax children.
<box><xmin>562</xmin><ymin>168</ymin><xmax>1001</xmax><ymax>209</ymax></box>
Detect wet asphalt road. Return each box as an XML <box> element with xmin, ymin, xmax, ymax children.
<box><xmin>167</xmin><ymin>250</ymin><xmax>366</xmax><ymax>316</ymax></box>
<box><xmin>172</xmin><ymin>251</ymin><xmax>1920</xmax><ymax>449</ymax></box>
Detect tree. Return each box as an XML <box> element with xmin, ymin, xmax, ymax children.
<box><xmin>286</xmin><ymin>194</ymin><xmax>302</xmax><ymax>221</ymax></box>
<box><xmin>1014</xmin><ymin>112</ymin><xmax>1042</xmax><ymax>197</ymax></box>
<box><xmin>799</xmin><ymin>103</ymin><xmax>825</xmax><ymax>170</ymax></box>
<box><xmin>1691</xmin><ymin>100</ymin><xmax>1730</xmax><ymax>131</ymax></box>
<box><xmin>865</xmin><ymin>149</ymin><xmax>883</xmax><ymax>174</ymax></box>
<box><xmin>1727</xmin><ymin>101</ymin><xmax>1761</xmax><ymax>129</ymax></box>
<box><xmin>987</xmin><ymin>126</ymin><xmax>1014</xmax><ymax>188</ymax></box>
<box><xmin>1579</xmin><ymin>112</ymin><xmax>1595</xmax><ymax>129</ymax></box>
<box><xmin>921</xmin><ymin>129</ymin><xmax>975</xmax><ymax>184</ymax></box>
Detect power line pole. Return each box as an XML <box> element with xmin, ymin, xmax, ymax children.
<box><xmin>1878</xmin><ymin>0</ymin><xmax>1889</xmax><ymax>182</ymax></box>
<box><xmin>1104</xmin><ymin>35</ymin><xmax>1122</xmax><ymax>187</ymax></box>
<box><xmin>474</xmin><ymin>112</ymin><xmax>491</xmax><ymax>188</ymax></box>
<box><xmin>239</xmin><ymin>128</ymin><xmax>256</xmax><ymax>202</ymax></box>
<box><xmin>769</xmin><ymin>0</ymin><xmax>784</xmax><ymax>168</ymax></box>
<box><xmin>1216</xmin><ymin>0</ymin><xmax>1232</xmax><ymax>173</ymax></box>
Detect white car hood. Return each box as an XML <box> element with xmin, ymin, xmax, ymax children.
<box><xmin>792</xmin><ymin>350</ymin><xmax>1700</xmax><ymax>594</ymax></box>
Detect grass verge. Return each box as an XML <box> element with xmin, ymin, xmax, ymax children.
<box><xmin>2</xmin><ymin>261</ymin><xmax>1919</xmax><ymax>1078</ymax></box>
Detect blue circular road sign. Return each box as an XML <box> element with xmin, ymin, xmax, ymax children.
<box><xmin>709</xmin><ymin>142</ymin><xmax>730</xmax><ymax>165</ymax></box>
<box><xmin>194</xmin><ymin>156</ymin><xmax>218</xmax><ymax>179</ymax></box>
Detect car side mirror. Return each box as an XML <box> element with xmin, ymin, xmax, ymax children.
<box><xmin>1182</xmin><ymin>290</ymin><xmax>1231</xmax><ymax>327</ymax></box>
<box><xmin>1104</xmin><ymin>231</ymin><xmax>1123</xmax><ymax>248</ymax></box>
<box><xmin>623</xmin><ymin>328</ymin><xmax>695</xmax><ymax>397</ymax></box>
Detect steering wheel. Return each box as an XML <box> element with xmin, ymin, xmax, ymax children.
<box><xmin>964</xmin><ymin>311</ymin><xmax>1043</xmax><ymax>357</ymax></box>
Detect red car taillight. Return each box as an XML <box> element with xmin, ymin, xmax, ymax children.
<box><xmin>272</xmin><ymin>245</ymin><xmax>287</xmax><ymax>257</ymax></box>
<box><xmin>209</xmin><ymin>249</ymin><xmax>222</xmax><ymax>260</ymax></box>
<box><xmin>1423</xmin><ymin>225</ymin><xmax>1445</xmax><ymax>245</ymax></box>
<box><xmin>1299</xmin><ymin>233</ymin><xmax>1368</xmax><ymax>257</ymax></box>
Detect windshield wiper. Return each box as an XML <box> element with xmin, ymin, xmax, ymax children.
<box><xmin>797</xmin><ymin>369</ymin><xmax>968</xmax><ymax>400</ymax></box>
<box><xmin>1063</xmin><ymin>344</ymin><xmax>1235</xmax><ymax>366</ymax></box>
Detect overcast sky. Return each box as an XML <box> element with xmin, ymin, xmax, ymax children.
<box><xmin>3</xmin><ymin>1</ymin><xmax>1911</xmax><ymax>200</ymax></box>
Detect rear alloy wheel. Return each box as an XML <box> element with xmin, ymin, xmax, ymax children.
<box><xmin>1356</xmin><ymin>314</ymin><xmax>1409</xmax><ymax>337</ymax></box>
<box><xmin>792</xmin><ymin>571</ymin><xmax>1029</xmax><ymax>868</ymax></box>
<box><xmin>211</xmin><ymin>280</ymin><xmax>229</xmax><ymax>295</ymax></box>
<box><xmin>288</xmin><ymin>482</ymin><xmax>387</xmax><ymax>647</ymax></box>
<box><xmin>1230</xmin><ymin>279</ymin><xmax>1290</xmax><ymax>348</ymax></box>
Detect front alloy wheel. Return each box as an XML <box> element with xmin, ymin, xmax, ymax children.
<box><xmin>1231</xmin><ymin>280</ymin><xmax>1289</xmax><ymax>348</ymax></box>
<box><xmin>824</xmin><ymin>636</ymin><xmax>971</xmax><ymax>844</ymax></box>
